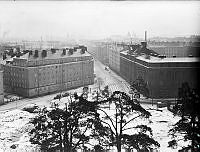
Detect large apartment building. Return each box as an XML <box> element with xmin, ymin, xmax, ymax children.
<box><xmin>0</xmin><ymin>65</ymin><xmax>3</xmax><ymax>104</ymax></box>
<box><xmin>108</xmin><ymin>43</ymin><xmax>124</xmax><ymax>74</ymax></box>
<box><xmin>3</xmin><ymin>47</ymin><xmax>94</xmax><ymax>97</ymax></box>
<box><xmin>120</xmin><ymin>42</ymin><xmax>200</xmax><ymax>98</ymax></box>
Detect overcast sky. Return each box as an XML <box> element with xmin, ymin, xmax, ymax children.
<box><xmin>0</xmin><ymin>1</ymin><xmax>200</xmax><ymax>40</ymax></box>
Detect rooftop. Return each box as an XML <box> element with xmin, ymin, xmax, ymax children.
<box><xmin>137</xmin><ymin>55</ymin><xmax>200</xmax><ymax>63</ymax></box>
<box><xmin>121</xmin><ymin>50</ymin><xmax>200</xmax><ymax>63</ymax></box>
<box><xmin>14</xmin><ymin>47</ymin><xmax>92</xmax><ymax>61</ymax></box>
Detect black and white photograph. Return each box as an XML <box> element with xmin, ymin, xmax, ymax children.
<box><xmin>0</xmin><ymin>1</ymin><xmax>199</xmax><ymax>152</ymax></box>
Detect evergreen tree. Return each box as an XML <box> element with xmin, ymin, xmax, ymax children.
<box><xmin>29</xmin><ymin>96</ymin><xmax>100</xmax><ymax>152</ymax></box>
<box><xmin>168</xmin><ymin>82</ymin><xmax>200</xmax><ymax>151</ymax></box>
<box><xmin>95</xmin><ymin>91</ymin><xmax>159</xmax><ymax>152</ymax></box>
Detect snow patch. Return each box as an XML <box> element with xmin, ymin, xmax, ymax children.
<box><xmin>0</xmin><ymin>109</ymin><xmax>39</xmax><ymax>152</ymax></box>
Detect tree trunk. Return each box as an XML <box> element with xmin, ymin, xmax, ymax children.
<box><xmin>59</xmin><ymin>128</ymin><xmax>63</xmax><ymax>152</ymax></box>
<box><xmin>191</xmin><ymin>114</ymin><xmax>195</xmax><ymax>152</ymax></box>
<box><xmin>116</xmin><ymin>136</ymin><xmax>122</xmax><ymax>152</ymax></box>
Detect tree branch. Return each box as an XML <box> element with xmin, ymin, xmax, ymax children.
<box><xmin>100</xmin><ymin>119</ymin><xmax>116</xmax><ymax>136</ymax></box>
<box><xmin>122</xmin><ymin>126</ymin><xmax>137</xmax><ymax>132</ymax></box>
<box><xmin>97</xmin><ymin>108</ymin><xmax>117</xmax><ymax>132</ymax></box>
<box><xmin>122</xmin><ymin>114</ymin><xmax>142</xmax><ymax>129</ymax></box>
<box><xmin>74</xmin><ymin>124</ymin><xmax>89</xmax><ymax>148</ymax></box>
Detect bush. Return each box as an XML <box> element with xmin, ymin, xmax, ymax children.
<box><xmin>62</xmin><ymin>92</ymin><xmax>70</xmax><ymax>97</ymax></box>
<box><xmin>23</xmin><ymin>104</ymin><xmax>40</xmax><ymax>113</ymax></box>
<box><xmin>54</xmin><ymin>94</ymin><xmax>62</xmax><ymax>100</ymax></box>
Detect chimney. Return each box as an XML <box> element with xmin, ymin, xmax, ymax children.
<box><xmin>3</xmin><ymin>53</ymin><xmax>7</xmax><ymax>60</ymax></box>
<box><xmin>34</xmin><ymin>50</ymin><xmax>39</xmax><ymax>58</ymax></box>
<box><xmin>62</xmin><ymin>49</ymin><xmax>66</xmax><ymax>55</ymax></box>
<box><xmin>68</xmin><ymin>48</ymin><xmax>74</xmax><ymax>55</ymax></box>
<box><xmin>73</xmin><ymin>47</ymin><xmax>78</xmax><ymax>52</ymax></box>
<box><xmin>158</xmin><ymin>55</ymin><xmax>166</xmax><ymax>59</ymax></box>
<box><xmin>141</xmin><ymin>41</ymin><xmax>147</xmax><ymax>48</ymax></box>
<box><xmin>51</xmin><ymin>48</ymin><xmax>56</xmax><ymax>54</ymax></box>
<box><xmin>29</xmin><ymin>50</ymin><xmax>33</xmax><ymax>56</ymax></box>
<box><xmin>42</xmin><ymin>50</ymin><xmax>47</xmax><ymax>58</ymax></box>
<box><xmin>145</xmin><ymin>31</ymin><xmax>147</xmax><ymax>42</ymax></box>
<box><xmin>80</xmin><ymin>46</ymin><xmax>87</xmax><ymax>54</ymax></box>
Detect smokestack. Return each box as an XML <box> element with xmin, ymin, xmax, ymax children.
<box><xmin>145</xmin><ymin>31</ymin><xmax>147</xmax><ymax>42</ymax></box>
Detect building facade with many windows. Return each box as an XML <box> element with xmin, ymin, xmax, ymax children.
<box><xmin>0</xmin><ymin>66</ymin><xmax>3</xmax><ymax>104</ymax></box>
<box><xmin>120</xmin><ymin>44</ymin><xmax>200</xmax><ymax>98</ymax></box>
<box><xmin>108</xmin><ymin>43</ymin><xmax>124</xmax><ymax>74</ymax></box>
<box><xmin>3</xmin><ymin>47</ymin><xmax>94</xmax><ymax>97</ymax></box>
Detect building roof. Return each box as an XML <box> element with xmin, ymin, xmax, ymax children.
<box><xmin>134</xmin><ymin>47</ymin><xmax>159</xmax><ymax>56</ymax></box>
<box><xmin>16</xmin><ymin>49</ymin><xmax>92</xmax><ymax>61</ymax></box>
<box><xmin>121</xmin><ymin>43</ymin><xmax>160</xmax><ymax>57</ymax></box>
<box><xmin>120</xmin><ymin>50</ymin><xmax>200</xmax><ymax>63</ymax></box>
<box><xmin>0</xmin><ymin>56</ymin><xmax>15</xmax><ymax>65</ymax></box>
<box><xmin>137</xmin><ymin>55</ymin><xmax>200</xmax><ymax>63</ymax></box>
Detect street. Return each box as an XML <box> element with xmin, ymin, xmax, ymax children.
<box><xmin>93</xmin><ymin>59</ymin><xmax>130</xmax><ymax>93</ymax></box>
<box><xmin>0</xmin><ymin>59</ymin><xmax>131</xmax><ymax>111</ymax></box>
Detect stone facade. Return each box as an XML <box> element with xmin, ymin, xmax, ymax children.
<box><xmin>3</xmin><ymin>47</ymin><xmax>94</xmax><ymax>97</ymax></box>
<box><xmin>0</xmin><ymin>68</ymin><xmax>3</xmax><ymax>104</ymax></box>
<box><xmin>108</xmin><ymin>44</ymin><xmax>124</xmax><ymax>73</ymax></box>
<box><xmin>120</xmin><ymin>50</ymin><xmax>200</xmax><ymax>98</ymax></box>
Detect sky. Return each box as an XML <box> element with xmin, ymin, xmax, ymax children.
<box><xmin>0</xmin><ymin>1</ymin><xmax>200</xmax><ymax>40</ymax></box>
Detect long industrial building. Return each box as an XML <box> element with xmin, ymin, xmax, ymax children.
<box><xmin>3</xmin><ymin>46</ymin><xmax>94</xmax><ymax>97</ymax></box>
<box><xmin>120</xmin><ymin>42</ymin><xmax>200</xmax><ymax>98</ymax></box>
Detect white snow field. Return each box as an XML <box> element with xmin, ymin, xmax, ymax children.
<box><xmin>0</xmin><ymin>104</ymin><xmax>185</xmax><ymax>152</ymax></box>
<box><xmin>0</xmin><ymin>110</ymin><xmax>39</xmax><ymax>152</ymax></box>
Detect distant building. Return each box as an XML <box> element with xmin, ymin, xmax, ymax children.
<box><xmin>108</xmin><ymin>43</ymin><xmax>124</xmax><ymax>73</ymax></box>
<box><xmin>0</xmin><ymin>65</ymin><xmax>3</xmax><ymax>104</ymax></box>
<box><xmin>120</xmin><ymin>42</ymin><xmax>200</xmax><ymax>98</ymax></box>
<box><xmin>87</xmin><ymin>42</ymin><xmax>110</xmax><ymax>65</ymax></box>
<box><xmin>3</xmin><ymin>46</ymin><xmax>94</xmax><ymax>97</ymax></box>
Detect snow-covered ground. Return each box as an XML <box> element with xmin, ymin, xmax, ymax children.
<box><xmin>0</xmin><ymin>105</ymin><xmax>182</xmax><ymax>151</ymax></box>
<box><xmin>98</xmin><ymin>102</ymin><xmax>182</xmax><ymax>152</ymax></box>
<box><xmin>0</xmin><ymin>110</ymin><xmax>39</xmax><ymax>152</ymax></box>
<box><xmin>147</xmin><ymin>107</ymin><xmax>180</xmax><ymax>152</ymax></box>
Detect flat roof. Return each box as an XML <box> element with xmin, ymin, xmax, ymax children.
<box><xmin>120</xmin><ymin>51</ymin><xmax>200</xmax><ymax>63</ymax></box>
<box><xmin>137</xmin><ymin>55</ymin><xmax>200</xmax><ymax>63</ymax></box>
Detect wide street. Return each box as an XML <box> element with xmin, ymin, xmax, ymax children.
<box><xmin>93</xmin><ymin>59</ymin><xmax>130</xmax><ymax>93</ymax></box>
<box><xmin>0</xmin><ymin>59</ymin><xmax>131</xmax><ymax>111</ymax></box>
